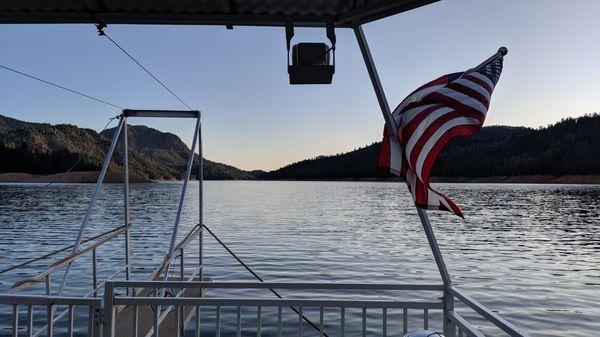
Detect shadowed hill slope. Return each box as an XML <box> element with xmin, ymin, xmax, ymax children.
<box><xmin>0</xmin><ymin>115</ymin><xmax>254</xmax><ymax>180</ymax></box>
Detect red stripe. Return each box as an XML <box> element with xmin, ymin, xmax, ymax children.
<box><xmin>415</xmin><ymin>173</ymin><xmax>427</xmax><ymax>205</ymax></box>
<box><xmin>402</xmin><ymin>90</ymin><xmax>486</xmax><ymax>145</ymax></box>
<box><xmin>420</xmin><ymin>124</ymin><xmax>480</xmax><ymax>186</ymax></box>
<box><xmin>431</xmin><ymin>187</ymin><xmax>464</xmax><ymax>218</ymax></box>
<box><xmin>445</xmin><ymin>82</ymin><xmax>490</xmax><ymax>109</ymax></box>
<box><xmin>408</xmin><ymin>111</ymin><xmax>483</xmax><ymax>173</ymax></box>
<box><xmin>377</xmin><ymin>125</ymin><xmax>391</xmax><ymax>170</ymax></box>
<box><xmin>463</xmin><ymin>74</ymin><xmax>493</xmax><ymax>94</ymax></box>
<box><xmin>402</xmin><ymin>104</ymin><xmax>445</xmax><ymax>143</ymax></box>
<box><xmin>425</xmin><ymin>92</ymin><xmax>488</xmax><ymax>117</ymax></box>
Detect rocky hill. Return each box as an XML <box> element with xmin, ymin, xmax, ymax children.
<box><xmin>0</xmin><ymin>114</ymin><xmax>254</xmax><ymax>180</ymax></box>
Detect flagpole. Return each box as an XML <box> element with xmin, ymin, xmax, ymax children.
<box><xmin>471</xmin><ymin>47</ymin><xmax>508</xmax><ymax>71</ymax></box>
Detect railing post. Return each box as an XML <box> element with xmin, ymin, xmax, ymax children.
<box><xmin>47</xmin><ymin>303</ymin><xmax>54</xmax><ymax>337</ymax></box>
<box><xmin>123</xmin><ymin>116</ymin><xmax>132</xmax><ymax>296</ymax></box>
<box><xmin>45</xmin><ymin>275</ymin><xmax>51</xmax><ymax>295</ymax></box>
<box><xmin>179</xmin><ymin>248</ymin><xmax>185</xmax><ymax>337</ymax></box>
<box><xmin>180</xmin><ymin>248</ymin><xmax>184</xmax><ymax>281</ymax></box>
<box><xmin>444</xmin><ymin>289</ymin><xmax>456</xmax><ymax>337</ymax></box>
<box><xmin>103</xmin><ymin>281</ymin><xmax>115</xmax><ymax>337</ymax></box>
<box><xmin>92</xmin><ymin>305</ymin><xmax>103</xmax><ymax>337</ymax></box>
<box><xmin>92</xmin><ymin>248</ymin><xmax>98</xmax><ymax>297</ymax></box>
<box><xmin>27</xmin><ymin>305</ymin><xmax>33</xmax><ymax>337</ymax></box>
<box><xmin>12</xmin><ymin>304</ymin><xmax>19</xmax><ymax>337</ymax></box>
<box><xmin>198</xmin><ymin>114</ymin><xmax>203</xmax><ymax>282</ymax></box>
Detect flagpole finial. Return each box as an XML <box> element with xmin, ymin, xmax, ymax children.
<box><xmin>498</xmin><ymin>47</ymin><xmax>508</xmax><ymax>56</ymax></box>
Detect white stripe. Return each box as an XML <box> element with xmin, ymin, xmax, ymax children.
<box><xmin>435</xmin><ymin>87</ymin><xmax>488</xmax><ymax>114</ymax></box>
<box><xmin>400</xmin><ymin>104</ymin><xmax>437</xmax><ymax>128</ymax></box>
<box><xmin>453</xmin><ymin>78</ymin><xmax>491</xmax><ymax>101</ymax></box>
<box><xmin>414</xmin><ymin>116</ymin><xmax>480</xmax><ymax>179</ymax></box>
<box><xmin>427</xmin><ymin>186</ymin><xmax>441</xmax><ymax>206</ymax></box>
<box><xmin>389</xmin><ymin>137</ymin><xmax>403</xmax><ymax>176</ymax></box>
<box><xmin>466</xmin><ymin>72</ymin><xmax>495</xmax><ymax>90</ymax></box>
<box><xmin>393</xmin><ymin>84</ymin><xmax>445</xmax><ymax>117</ymax></box>
<box><xmin>404</xmin><ymin>106</ymin><xmax>454</xmax><ymax>163</ymax></box>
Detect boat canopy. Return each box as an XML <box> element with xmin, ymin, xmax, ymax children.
<box><xmin>0</xmin><ymin>0</ymin><xmax>437</xmax><ymax>27</ymax></box>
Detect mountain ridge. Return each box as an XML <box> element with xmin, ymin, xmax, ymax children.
<box><xmin>0</xmin><ymin>114</ymin><xmax>255</xmax><ymax>180</ymax></box>
<box><xmin>259</xmin><ymin>113</ymin><xmax>600</xmax><ymax>180</ymax></box>
<box><xmin>1</xmin><ymin>113</ymin><xmax>599</xmax><ymax>183</ymax></box>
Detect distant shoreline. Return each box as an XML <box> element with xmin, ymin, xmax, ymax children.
<box><xmin>258</xmin><ymin>175</ymin><xmax>600</xmax><ymax>184</ymax></box>
<box><xmin>1</xmin><ymin>172</ymin><xmax>599</xmax><ymax>184</ymax></box>
<box><xmin>0</xmin><ymin>172</ymin><xmax>153</xmax><ymax>183</ymax></box>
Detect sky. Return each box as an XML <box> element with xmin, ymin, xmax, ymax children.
<box><xmin>0</xmin><ymin>0</ymin><xmax>599</xmax><ymax>171</ymax></box>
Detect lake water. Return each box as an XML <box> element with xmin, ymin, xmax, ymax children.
<box><xmin>0</xmin><ymin>181</ymin><xmax>599</xmax><ymax>336</ymax></box>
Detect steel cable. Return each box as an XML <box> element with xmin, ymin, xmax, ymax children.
<box><xmin>0</xmin><ymin>64</ymin><xmax>123</xmax><ymax>109</ymax></box>
<box><xmin>97</xmin><ymin>26</ymin><xmax>194</xmax><ymax>111</ymax></box>
<box><xmin>203</xmin><ymin>224</ymin><xmax>331</xmax><ymax>337</ymax></box>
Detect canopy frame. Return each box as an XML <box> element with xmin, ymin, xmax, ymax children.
<box><xmin>58</xmin><ymin>109</ymin><xmax>204</xmax><ymax>298</ymax></box>
<box><xmin>0</xmin><ymin>0</ymin><xmax>439</xmax><ymax>27</ymax></box>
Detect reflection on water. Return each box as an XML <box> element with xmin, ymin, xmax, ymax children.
<box><xmin>0</xmin><ymin>182</ymin><xmax>599</xmax><ymax>336</ymax></box>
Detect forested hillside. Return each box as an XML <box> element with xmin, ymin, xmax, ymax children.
<box><xmin>0</xmin><ymin>115</ymin><xmax>254</xmax><ymax>180</ymax></box>
<box><xmin>259</xmin><ymin>114</ymin><xmax>600</xmax><ymax>180</ymax></box>
<box><xmin>2</xmin><ymin>113</ymin><xmax>599</xmax><ymax>182</ymax></box>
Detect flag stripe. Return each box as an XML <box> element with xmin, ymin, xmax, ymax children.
<box><xmin>467</xmin><ymin>71</ymin><xmax>495</xmax><ymax>89</ymax></box>
<box><xmin>400</xmin><ymin>104</ymin><xmax>441</xmax><ymax>130</ymax></box>
<box><xmin>445</xmin><ymin>82</ymin><xmax>490</xmax><ymax>108</ymax></box>
<box><xmin>406</xmin><ymin>109</ymin><xmax>484</xmax><ymax>175</ymax></box>
<box><xmin>454</xmin><ymin>77</ymin><xmax>492</xmax><ymax>99</ymax></box>
<box><xmin>404</xmin><ymin>106</ymin><xmax>454</xmax><ymax>163</ymax></box>
<box><xmin>433</xmin><ymin>87</ymin><xmax>488</xmax><ymax>113</ymax></box>
<box><xmin>415</xmin><ymin>116</ymin><xmax>480</xmax><ymax>178</ymax></box>
<box><xmin>421</xmin><ymin>124</ymin><xmax>480</xmax><ymax>186</ymax></box>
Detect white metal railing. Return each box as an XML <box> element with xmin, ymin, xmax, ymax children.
<box><xmin>0</xmin><ymin>223</ymin><xmax>202</xmax><ymax>337</ymax></box>
<box><xmin>0</xmin><ymin>282</ymin><xmax>531</xmax><ymax>337</ymax></box>
<box><xmin>103</xmin><ymin>281</ymin><xmax>445</xmax><ymax>337</ymax></box>
<box><xmin>0</xmin><ymin>294</ymin><xmax>102</xmax><ymax>337</ymax></box>
<box><xmin>447</xmin><ymin>287</ymin><xmax>530</xmax><ymax>337</ymax></box>
<box><xmin>8</xmin><ymin>224</ymin><xmax>131</xmax><ymax>294</ymax></box>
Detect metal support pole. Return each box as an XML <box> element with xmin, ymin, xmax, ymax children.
<box><xmin>354</xmin><ymin>24</ymin><xmax>455</xmax><ymax>335</ymax></box>
<box><xmin>354</xmin><ymin>24</ymin><xmax>453</xmax><ymax>284</ymax></box>
<box><xmin>123</xmin><ymin>117</ymin><xmax>132</xmax><ymax>295</ymax></box>
<box><xmin>58</xmin><ymin>116</ymin><xmax>125</xmax><ymax>295</ymax></box>
<box><xmin>417</xmin><ymin>209</ymin><xmax>452</xmax><ymax>285</ymax></box>
<box><xmin>198</xmin><ymin>116</ymin><xmax>203</xmax><ymax>281</ymax></box>
<box><xmin>102</xmin><ymin>281</ymin><xmax>115</xmax><ymax>337</ymax></box>
<box><xmin>417</xmin><ymin>208</ymin><xmax>454</xmax><ymax>335</ymax></box>
<box><xmin>443</xmin><ymin>286</ymin><xmax>456</xmax><ymax>337</ymax></box>
<box><xmin>163</xmin><ymin>116</ymin><xmax>201</xmax><ymax>283</ymax></box>
<box><xmin>353</xmin><ymin>25</ymin><xmax>397</xmax><ymax>135</ymax></box>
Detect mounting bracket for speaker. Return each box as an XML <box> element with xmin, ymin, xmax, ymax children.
<box><xmin>285</xmin><ymin>21</ymin><xmax>336</xmax><ymax>85</ymax></box>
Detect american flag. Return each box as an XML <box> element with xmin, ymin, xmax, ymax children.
<box><xmin>378</xmin><ymin>56</ymin><xmax>504</xmax><ymax>218</ymax></box>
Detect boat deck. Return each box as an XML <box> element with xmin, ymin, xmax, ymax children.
<box><xmin>114</xmin><ymin>277</ymin><xmax>206</xmax><ymax>337</ymax></box>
